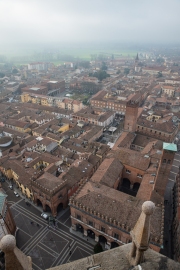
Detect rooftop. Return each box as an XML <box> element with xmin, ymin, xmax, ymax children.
<box><xmin>29</xmin><ymin>87</ymin><xmax>40</xmax><ymax>91</ymax></box>
<box><xmin>163</xmin><ymin>142</ymin><xmax>177</xmax><ymax>152</ymax></box>
<box><xmin>48</xmin><ymin>243</ymin><xmax>180</xmax><ymax>270</ymax></box>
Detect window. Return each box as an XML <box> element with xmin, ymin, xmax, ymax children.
<box><xmin>89</xmin><ymin>221</ymin><xmax>93</xmax><ymax>227</ymax></box>
<box><xmin>126</xmin><ymin>169</ymin><xmax>131</xmax><ymax>174</ymax></box>
<box><xmin>101</xmin><ymin>226</ymin><xmax>105</xmax><ymax>233</ymax></box>
<box><xmin>77</xmin><ymin>214</ymin><xmax>81</xmax><ymax>220</ymax></box>
<box><xmin>167</xmin><ymin>160</ymin><xmax>171</xmax><ymax>164</ymax></box>
<box><xmin>163</xmin><ymin>159</ymin><xmax>166</xmax><ymax>164</ymax></box>
<box><xmin>114</xmin><ymin>233</ymin><xmax>119</xmax><ymax>240</ymax></box>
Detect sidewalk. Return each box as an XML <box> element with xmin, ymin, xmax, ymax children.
<box><xmin>7</xmin><ymin>179</ymin><xmax>72</xmax><ymax>220</ymax></box>
<box><xmin>69</xmin><ymin>227</ymin><xmax>96</xmax><ymax>246</ymax></box>
<box><xmin>6</xmin><ymin>179</ymin><xmax>44</xmax><ymax>214</ymax></box>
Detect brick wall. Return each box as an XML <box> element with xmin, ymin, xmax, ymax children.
<box><xmin>124</xmin><ymin>102</ymin><xmax>138</xmax><ymax>132</ymax></box>
<box><xmin>153</xmin><ymin>149</ymin><xmax>175</xmax><ymax>197</ymax></box>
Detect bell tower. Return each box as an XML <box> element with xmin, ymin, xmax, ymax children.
<box><xmin>153</xmin><ymin>142</ymin><xmax>177</xmax><ymax>198</ymax></box>
<box><xmin>124</xmin><ymin>100</ymin><xmax>139</xmax><ymax>132</ymax></box>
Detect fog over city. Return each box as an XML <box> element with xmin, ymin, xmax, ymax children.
<box><xmin>0</xmin><ymin>0</ymin><xmax>180</xmax><ymax>54</ymax></box>
<box><xmin>2</xmin><ymin>1</ymin><xmax>180</xmax><ymax>270</ymax></box>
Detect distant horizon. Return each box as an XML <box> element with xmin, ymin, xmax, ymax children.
<box><xmin>1</xmin><ymin>42</ymin><xmax>180</xmax><ymax>62</ymax></box>
<box><xmin>1</xmin><ymin>0</ymin><xmax>180</xmax><ymax>58</ymax></box>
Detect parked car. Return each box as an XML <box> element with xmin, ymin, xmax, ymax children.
<box><xmin>9</xmin><ymin>185</ymin><xmax>13</xmax><ymax>190</ymax></box>
<box><xmin>41</xmin><ymin>213</ymin><xmax>49</xmax><ymax>220</ymax></box>
<box><xmin>14</xmin><ymin>191</ymin><xmax>19</xmax><ymax>197</ymax></box>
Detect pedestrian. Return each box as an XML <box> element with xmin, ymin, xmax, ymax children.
<box><xmin>87</xmin><ymin>238</ymin><xmax>88</xmax><ymax>241</ymax></box>
<box><xmin>69</xmin><ymin>251</ymin><xmax>71</xmax><ymax>255</ymax></box>
<box><xmin>69</xmin><ymin>244</ymin><xmax>71</xmax><ymax>248</ymax></box>
<box><xmin>37</xmin><ymin>223</ymin><xmax>39</xmax><ymax>227</ymax></box>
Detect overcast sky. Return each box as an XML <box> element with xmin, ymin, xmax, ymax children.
<box><xmin>0</xmin><ymin>0</ymin><xmax>180</xmax><ymax>50</ymax></box>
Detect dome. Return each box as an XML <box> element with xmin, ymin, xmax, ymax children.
<box><xmin>0</xmin><ymin>136</ymin><xmax>13</xmax><ymax>147</ymax></box>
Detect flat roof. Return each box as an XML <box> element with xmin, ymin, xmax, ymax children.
<box><xmin>107</xmin><ymin>142</ymin><xmax>115</xmax><ymax>148</ymax></box>
<box><xmin>163</xmin><ymin>142</ymin><xmax>177</xmax><ymax>152</ymax></box>
<box><xmin>48</xmin><ymin>81</ymin><xmax>58</xmax><ymax>83</ymax></box>
<box><xmin>36</xmin><ymin>136</ymin><xmax>43</xmax><ymax>141</ymax></box>
<box><xmin>108</xmin><ymin>127</ymin><xmax>117</xmax><ymax>132</ymax></box>
<box><xmin>8</xmin><ymin>82</ymin><xmax>16</xmax><ymax>85</ymax></box>
<box><xmin>30</xmin><ymin>87</ymin><xmax>40</xmax><ymax>91</ymax></box>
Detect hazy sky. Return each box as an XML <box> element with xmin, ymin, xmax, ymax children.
<box><xmin>0</xmin><ymin>0</ymin><xmax>180</xmax><ymax>49</ymax></box>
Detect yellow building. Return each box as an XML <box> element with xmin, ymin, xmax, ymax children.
<box><xmin>21</xmin><ymin>93</ymin><xmax>31</xmax><ymax>103</ymax></box>
<box><xmin>58</xmin><ymin>123</ymin><xmax>69</xmax><ymax>133</ymax></box>
<box><xmin>0</xmin><ymin>161</ymin><xmax>33</xmax><ymax>200</ymax></box>
<box><xmin>146</xmin><ymin>114</ymin><xmax>161</xmax><ymax>122</ymax></box>
<box><xmin>5</xmin><ymin>119</ymin><xmax>31</xmax><ymax>133</ymax></box>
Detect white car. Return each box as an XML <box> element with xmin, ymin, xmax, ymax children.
<box><xmin>9</xmin><ymin>185</ymin><xmax>13</xmax><ymax>190</ymax></box>
<box><xmin>41</xmin><ymin>213</ymin><xmax>49</xmax><ymax>220</ymax></box>
<box><xmin>14</xmin><ymin>191</ymin><xmax>19</xmax><ymax>197</ymax></box>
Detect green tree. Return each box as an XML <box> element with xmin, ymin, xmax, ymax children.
<box><xmin>157</xmin><ymin>71</ymin><xmax>163</xmax><ymax>78</ymax></box>
<box><xmin>0</xmin><ymin>72</ymin><xmax>5</xmax><ymax>78</ymax></box>
<box><xmin>156</xmin><ymin>57</ymin><xmax>164</xmax><ymax>64</ymax></box>
<box><xmin>12</xmin><ymin>68</ymin><xmax>18</xmax><ymax>74</ymax></box>
<box><xmin>94</xmin><ymin>242</ymin><xmax>103</xmax><ymax>254</ymax></box>
<box><xmin>82</xmin><ymin>98</ymin><xmax>89</xmax><ymax>105</ymax></box>
<box><xmin>79</xmin><ymin>61</ymin><xmax>90</xmax><ymax>69</ymax></box>
<box><xmin>89</xmin><ymin>70</ymin><xmax>110</xmax><ymax>81</ymax></box>
<box><xmin>101</xmin><ymin>62</ymin><xmax>107</xmax><ymax>70</ymax></box>
<box><xmin>124</xmin><ymin>68</ymin><xmax>130</xmax><ymax>75</ymax></box>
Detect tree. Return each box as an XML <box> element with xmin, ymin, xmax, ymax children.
<box><xmin>82</xmin><ymin>98</ymin><xmax>89</xmax><ymax>105</ymax></box>
<box><xmin>116</xmin><ymin>69</ymin><xmax>121</xmax><ymax>74</ymax></box>
<box><xmin>101</xmin><ymin>62</ymin><xmax>107</xmax><ymax>71</ymax></box>
<box><xmin>157</xmin><ymin>71</ymin><xmax>162</xmax><ymax>78</ymax></box>
<box><xmin>156</xmin><ymin>57</ymin><xmax>164</xmax><ymax>64</ymax></box>
<box><xmin>94</xmin><ymin>242</ymin><xmax>103</xmax><ymax>254</ymax></box>
<box><xmin>0</xmin><ymin>72</ymin><xmax>5</xmax><ymax>78</ymax></box>
<box><xmin>124</xmin><ymin>68</ymin><xmax>130</xmax><ymax>75</ymax></box>
<box><xmin>89</xmin><ymin>70</ymin><xmax>110</xmax><ymax>81</ymax></box>
<box><xmin>79</xmin><ymin>61</ymin><xmax>90</xmax><ymax>69</ymax></box>
<box><xmin>12</xmin><ymin>68</ymin><xmax>18</xmax><ymax>74</ymax></box>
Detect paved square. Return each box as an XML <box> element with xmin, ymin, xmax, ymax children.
<box><xmin>10</xmin><ymin>200</ymin><xmax>94</xmax><ymax>270</ymax></box>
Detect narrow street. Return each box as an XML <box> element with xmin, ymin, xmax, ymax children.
<box><xmin>162</xmin><ymin>148</ymin><xmax>180</xmax><ymax>258</ymax></box>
